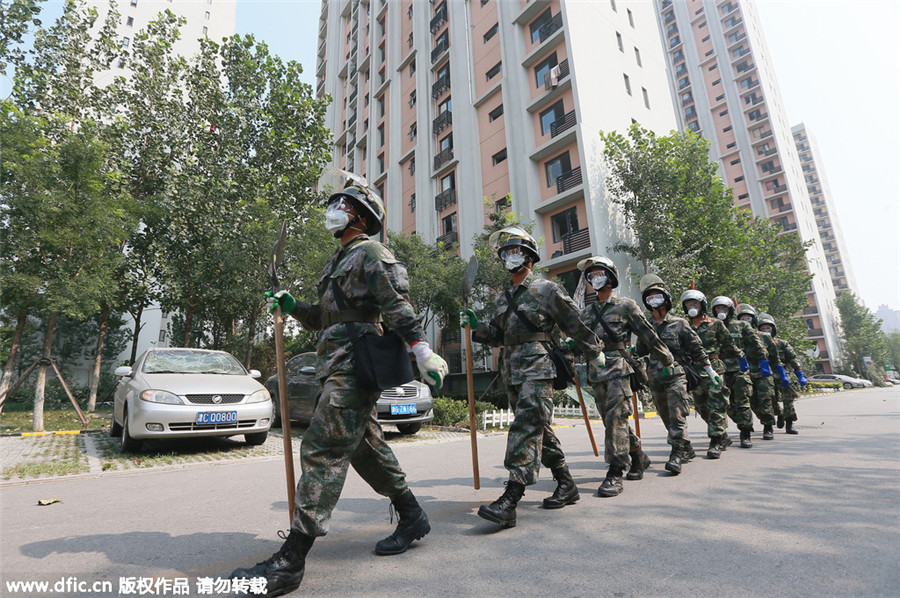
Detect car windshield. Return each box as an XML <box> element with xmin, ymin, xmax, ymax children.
<box><xmin>142</xmin><ymin>350</ymin><xmax>246</xmax><ymax>375</ymax></box>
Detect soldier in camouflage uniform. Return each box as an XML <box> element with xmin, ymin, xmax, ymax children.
<box><xmin>637</xmin><ymin>276</ymin><xmax>718</xmax><ymax>474</ymax></box>
<box><xmin>462</xmin><ymin>227</ymin><xmax>604</xmax><ymax>529</ymax></box>
<box><xmin>758</xmin><ymin>312</ymin><xmax>808</xmax><ymax>434</ymax></box>
<box><xmin>576</xmin><ymin>257</ymin><xmax>674</xmax><ymax>497</ymax></box>
<box><xmin>232</xmin><ymin>177</ymin><xmax>449</xmax><ymax>596</ymax></box>
<box><xmin>681</xmin><ymin>290</ymin><xmax>735</xmax><ymax>459</ymax></box>
<box><xmin>710</xmin><ymin>296</ymin><xmax>763</xmax><ymax>449</ymax></box>
<box><xmin>737</xmin><ymin>303</ymin><xmax>790</xmax><ymax>440</ymax></box>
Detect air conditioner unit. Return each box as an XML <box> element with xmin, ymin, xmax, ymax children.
<box><xmin>544</xmin><ymin>65</ymin><xmax>561</xmax><ymax>90</ymax></box>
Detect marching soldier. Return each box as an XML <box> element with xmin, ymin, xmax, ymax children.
<box><xmin>637</xmin><ymin>276</ymin><xmax>717</xmax><ymax>474</ymax></box>
<box><xmin>681</xmin><ymin>289</ymin><xmax>736</xmax><ymax>459</ymax></box>
<box><xmin>462</xmin><ymin>227</ymin><xmax>604</xmax><ymax>528</ymax></box>
<box><xmin>737</xmin><ymin>303</ymin><xmax>790</xmax><ymax>440</ymax></box>
<box><xmin>577</xmin><ymin>257</ymin><xmax>674</xmax><ymax>496</ymax></box>
<box><xmin>231</xmin><ymin>178</ymin><xmax>449</xmax><ymax>596</ymax></box>
<box><xmin>758</xmin><ymin>312</ymin><xmax>808</xmax><ymax>434</ymax></box>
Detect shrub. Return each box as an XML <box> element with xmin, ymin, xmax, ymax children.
<box><xmin>803</xmin><ymin>381</ymin><xmax>841</xmax><ymax>393</ymax></box>
<box><xmin>432</xmin><ymin>396</ymin><xmax>491</xmax><ymax>428</ymax></box>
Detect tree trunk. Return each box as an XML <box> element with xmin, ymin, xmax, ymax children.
<box><xmin>244</xmin><ymin>311</ymin><xmax>256</xmax><ymax>368</ymax></box>
<box><xmin>183</xmin><ymin>304</ymin><xmax>194</xmax><ymax>348</ymax></box>
<box><xmin>129</xmin><ymin>304</ymin><xmax>144</xmax><ymax>365</ymax></box>
<box><xmin>33</xmin><ymin>313</ymin><xmax>58</xmax><ymax>432</ymax></box>
<box><xmin>0</xmin><ymin>310</ymin><xmax>28</xmax><ymax>414</ymax></box>
<box><xmin>87</xmin><ymin>306</ymin><xmax>110</xmax><ymax>412</ymax></box>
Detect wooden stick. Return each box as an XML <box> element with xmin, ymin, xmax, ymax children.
<box><xmin>49</xmin><ymin>360</ymin><xmax>89</xmax><ymax>428</ymax></box>
<box><xmin>574</xmin><ymin>375</ymin><xmax>599</xmax><ymax>456</ymax></box>
<box><xmin>464</xmin><ymin>323</ymin><xmax>480</xmax><ymax>489</ymax></box>
<box><xmin>0</xmin><ymin>359</ymin><xmax>41</xmax><ymax>407</ymax></box>
<box><xmin>631</xmin><ymin>390</ymin><xmax>642</xmax><ymax>438</ymax></box>
<box><xmin>273</xmin><ymin>306</ymin><xmax>296</xmax><ymax>524</ymax></box>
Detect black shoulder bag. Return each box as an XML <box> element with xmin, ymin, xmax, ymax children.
<box><xmin>505</xmin><ymin>290</ymin><xmax>574</xmax><ymax>390</ymax></box>
<box><xmin>330</xmin><ymin>269</ymin><xmax>415</xmax><ymax>392</ymax></box>
<box><xmin>592</xmin><ymin>303</ymin><xmax>648</xmax><ymax>391</ymax></box>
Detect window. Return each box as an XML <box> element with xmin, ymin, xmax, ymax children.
<box><xmin>678</xmin><ymin>76</ymin><xmax>689</xmax><ymax>89</ymax></box>
<box><xmin>202</xmin><ymin>26</ymin><xmax>208</xmax><ymax>35</ymax></box>
<box><xmin>409</xmin><ymin>122</ymin><xmax>417</xmax><ymax>140</ymax></box>
<box><xmin>130</xmin><ymin>0</ymin><xmax>137</xmax><ymax>6</ymax></box>
<box><xmin>730</xmin><ymin>158</ymin><xmax>741</xmax><ymax>165</ymax></box>
<box><xmin>539</xmin><ymin>101</ymin><xmax>565</xmax><ymax>136</ymax></box>
<box><xmin>122</xmin><ymin>36</ymin><xmax>130</xmax><ymax>47</ymax></box>
<box><xmin>666</xmin><ymin>23</ymin><xmax>678</xmax><ymax>36</ymax></box>
<box><xmin>378</xmin><ymin>154</ymin><xmax>385</xmax><ymax>173</ymax></box>
<box><xmin>685</xmin><ymin>106</ymin><xmax>696</xmax><ymax>119</ymax></box>
<box><xmin>530</xmin><ymin>9</ymin><xmax>552</xmax><ymax>44</ymax></box>
<box><xmin>126</xmin><ymin>16</ymin><xmax>134</xmax><ymax>26</ymax></box>
<box><xmin>634</xmin><ymin>47</ymin><xmax>642</xmax><ymax>66</ymax></box>
<box><xmin>623</xmin><ymin>73</ymin><xmax>631</xmax><ymax>96</ymax></box>
<box><xmin>708</xmin><ymin>62</ymin><xmax>718</xmax><ymax>71</ymax></box>
<box><xmin>439</xmin><ymin>133</ymin><xmax>453</xmax><ymax>152</ymax></box>
<box><xmin>409</xmin><ymin>90</ymin><xmax>416</xmax><ymax>106</ymax></box>
<box><xmin>159</xmin><ymin>330</ymin><xmax>166</xmax><ymax>342</ymax></box>
<box><xmin>441</xmin><ymin>172</ymin><xmax>455</xmax><ymax>191</ymax></box>
<box><xmin>616</xmin><ymin>32</ymin><xmax>624</xmax><ymax>52</ymax></box>
<box><xmin>551</xmin><ymin>207</ymin><xmax>579</xmax><ymax>242</ymax></box>
<box><xmin>409</xmin><ymin>157</ymin><xmax>416</xmax><ymax>175</ymax></box>
<box><xmin>378</xmin><ymin>124</ymin><xmax>385</xmax><ymax>147</ymax></box>
<box><xmin>438</xmin><ymin>97</ymin><xmax>451</xmax><ymax>114</ymax></box>
<box><xmin>408</xmin><ymin>33</ymin><xmax>414</xmax><ymax>48</ymax></box>
<box><xmin>205</xmin><ymin>11</ymin><xmax>210</xmax><ymax>20</ymax></box>
<box><xmin>437</xmin><ymin>63</ymin><xmax>449</xmax><ymax>80</ymax></box>
<box><xmin>377</xmin><ymin>97</ymin><xmax>385</xmax><ymax>118</ymax></box>
<box><xmin>734</xmin><ymin>175</ymin><xmax>744</xmax><ymax>182</ymax></box>
<box><xmin>442</xmin><ymin>213</ymin><xmax>457</xmax><ymax>235</ymax></box>
<box><xmin>409</xmin><ymin>60</ymin><xmax>416</xmax><ymax>77</ymax></box>
<box><xmin>737</xmin><ymin>193</ymin><xmax>749</xmax><ymax>201</ymax></box>
<box><xmin>545</xmin><ymin>152</ymin><xmax>571</xmax><ymax>186</ymax></box>
<box><xmin>534</xmin><ymin>53</ymin><xmax>558</xmax><ymax>87</ymax></box>
<box><xmin>641</xmin><ymin>88</ymin><xmax>650</xmax><ymax>109</ymax></box>
<box><xmin>492</xmin><ymin>149</ymin><xmax>508</xmax><ymax>165</ymax></box>
<box><xmin>718</xmin><ymin>109</ymin><xmax>728</xmax><ymax>116</ymax></box>
<box><xmin>488</xmin><ymin>104</ymin><xmax>504</xmax><ymax>122</ymax></box>
<box><xmin>486</xmin><ymin>61</ymin><xmax>502</xmax><ymax>81</ymax></box>
<box><xmin>484</xmin><ymin>23</ymin><xmax>498</xmax><ymax>43</ymax></box>
<box><xmin>408</xmin><ymin>5</ymin><xmax>413</xmax><ymax>19</ymax></box>
<box><xmin>627</xmin><ymin>8</ymin><xmax>634</xmax><ymax>27</ymax></box>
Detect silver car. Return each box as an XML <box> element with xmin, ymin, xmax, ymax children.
<box><xmin>111</xmin><ymin>348</ymin><xmax>273</xmax><ymax>452</ymax></box>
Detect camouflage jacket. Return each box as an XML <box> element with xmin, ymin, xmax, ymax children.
<box><xmin>637</xmin><ymin>313</ymin><xmax>709</xmax><ymax>378</ymax></box>
<box><xmin>689</xmin><ymin>316</ymin><xmax>740</xmax><ymax>374</ymax></box>
<box><xmin>775</xmin><ymin>338</ymin><xmax>803</xmax><ymax>371</ymax></box>
<box><xmin>753</xmin><ymin>331</ymin><xmax>783</xmax><ymax>378</ymax></box>
<box><xmin>291</xmin><ymin>235</ymin><xmax>426</xmax><ymax>380</ymax></box>
<box><xmin>580</xmin><ymin>295</ymin><xmax>673</xmax><ymax>383</ymax></box>
<box><xmin>472</xmin><ymin>275</ymin><xmax>602</xmax><ymax>386</ymax></box>
<box><xmin>723</xmin><ymin>319</ymin><xmax>768</xmax><ymax>374</ymax></box>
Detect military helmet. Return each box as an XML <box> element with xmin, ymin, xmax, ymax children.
<box><xmin>680</xmin><ymin>289</ymin><xmax>708</xmax><ymax>315</ymax></box>
<box><xmin>640</xmin><ymin>274</ymin><xmax>672</xmax><ymax>310</ymax></box>
<box><xmin>758</xmin><ymin>312</ymin><xmax>777</xmax><ymax>336</ymax></box>
<box><xmin>328</xmin><ymin>183</ymin><xmax>385</xmax><ymax>236</ymax></box>
<box><xmin>576</xmin><ymin>256</ymin><xmax>619</xmax><ymax>289</ymax></box>
<box><xmin>488</xmin><ymin>226</ymin><xmax>540</xmax><ymax>263</ymax></box>
<box><xmin>710</xmin><ymin>296</ymin><xmax>736</xmax><ymax>319</ymax></box>
<box><xmin>737</xmin><ymin>303</ymin><xmax>759</xmax><ymax>328</ymax></box>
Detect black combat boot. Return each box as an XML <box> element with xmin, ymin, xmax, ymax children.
<box><xmin>785</xmin><ymin>420</ymin><xmax>798</xmax><ymax>435</ymax></box>
<box><xmin>230</xmin><ymin>528</ymin><xmax>314</xmax><ymax>597</ymax></box>
<box><xmin>597</xmin><ymin>466</ymin><xmax>625</xmax><ymax>497</ymax></box>
<box><xmin>739</xmin><ymin>428</ymin><xmax>753</xmax><ymax>448</ymax></box>
<box><xmin>665</xmin><ymin>446</ymin><xmax>682</xmax><ymax>474</ymax></box>
<box><xmin>543</xmin><ymin>466</ymin><xmax>580</xmax><ymax>509</ymax></box>
<box><xmin>625</xmin><ymin>450</ymin><xmax>651</xmax><ymax>481</ymax></box>
<box><xmin>375</xmin><ymin>490</ymin><xmax>431</xmax><ymax>555</ymax></box>
<box><xmin>478</xmin><ymin>481</ymin><xmax>525</xmax><ymax>528</ymax></box>
<box><xmin>719</xmin><ymin>432</ymin><xmax>733</xmax><ymax>450</ymax></box>
<box><xmin>763</xmin><ymin>424</ymin><xmax>774</xmax><ymax>440</ymax></box>
<box><xmin>777</xmin><ymin>414</ymin><xmax>785</xmax><ymax>429</ymax></box>
<box><xmin>707</xmin><ymin>437</ymin><xmax>721</xmax><ymax>459</ymax></box>
<box><xmin>681</xmin><ymin>443</ymin><xmax>696</xmax><ymax>462</ymax></box>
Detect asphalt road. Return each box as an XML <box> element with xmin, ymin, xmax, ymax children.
<box><xmin>2</xmin><ymin>387</ymin><xmax>898</xmax><ymax>598</ymax></box>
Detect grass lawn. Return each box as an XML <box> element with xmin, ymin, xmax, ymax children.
<box><xmin>0</xmin><ymin>406</ymin><xmax>112</xmax><ymax>434</ymax></box>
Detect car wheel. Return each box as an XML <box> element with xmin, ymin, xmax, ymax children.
<box><xmin>396</xmin><ymin>423</ymin><xmax>422</xmax><ymax>435</ymax></box>
<box><xmin>120</xmin><ymin>408</ymin><xmax>142</xmax><ymax>453</ymax></box>
<box><xmin>843</xmin><ymin>382</ymin><xmax>853</xmax><ymax>389</ymax></box>
<box><xmin>109</xmin><ymin>414</ymin><xmax>123</xmax><ymax>438</ymax></box>
<box><xmin>245</xmin><ymin>431</ymin><xmax>268</xmax><ymax>446</ymax></box>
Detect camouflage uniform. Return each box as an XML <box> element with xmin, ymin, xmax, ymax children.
<box><xmin>689</xmin><ymin>317</ymin><xmax>736</xmax><ymax>438</ymax></box>
<box><xmin>289</xmin><ymin>235</ymin><xmax>427</xmax><ymax>537</ymax></box>
<box><xmin>472</xmin><ymin>275</ymin><xmax>602</xmax><ymax>486</ymax></box>
<box><xmin>774</xmin><ymin>338</ymin><xmax>803</xmax><ymax>423</ymax></box>
<box><xmin>723</xmin><ymin>319</ymin><xmax>764</xmax><ymax>432</ymax></box>
<box><xmin>749</xmin><ymin>331</ymin><xmax>780</xmax><ymax>427</ymax></box>
<box><xmin>637</xmin><ymin>314</ymin><xmax>708</xmax><ymax>452</ymax></box>
<box><xmin>580</xmin><ymin>297</ymin><xmax>673</xmax><ymax>468</ymax></box>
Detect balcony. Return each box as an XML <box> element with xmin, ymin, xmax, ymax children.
<box><xmin>436</xmin><ymin>230</ymin><xmax>458</xmax><ymax>246</ymax></box>
<box><xmin>749</xmin><ymin>112</ymin><xmax>769</xmax><ymax>123</ymax></box>
<box><xmin>434</xmin><ymin>187</ymin><xmax>457</xmax><ymax>211</ymax></box>
<box><xmin>537</xmin><ymin>12</ymin><xmax>563</xmax><ymax>44</ymax></box>
<box><xmin>778</xmin><ymin>222</ymin><xmax>798</xmax><ymax>232</ymax></box>
<box><xmin>556</xmin><ymin>166</ymin><xmax>582</xmax><ymax>194</ymax></box>
<box><xmin>802</xmin><ymin>306</ymin><xmax>818</xmax><ymax>316</ymax></box>
<box><xmin>550</xmin><ymin>110</ymin><xmax>576</xmax><ymax>138</ymax></box>
<box><xmin>432</xmin><ymin>74</ymin><xmax>450</xmax><ymax>99</ymax></box>
<box><xmin>757</xmin><ymin>147</ymin><xmax>777</xmax><ymax>158</ymax></box>
<box><xmin>434</xmin><ymin>147</ymin><xmax>454</xmax><ymax>170</ymax></box>
<box><xmin>562</xmin><ymin>228</ymin><xmax>591</xmax><ymax>255</ymax></box>
<box><xmin>661</xmin><ymin>0</ymin><xmax>672</xmax><ymax>8</ymax></box>
<box><xmin>432</xmin><ymin>110</ymin><xmax>452</xmax><ymax>135</ymax></box>
<box><xmin>771</xmin><ymin>203</ymin><xmax>792</xmax><ymax>214</ymax></box>
<box><xmin>431</xmin><ymin>38</ymin><xmax>449</xmax><ymax>63</ymax></box>
<box><xmin>806</xmin><ymin>328</ymin><xmax>824</xmax><ymax>338</ymax></box>
<box><xmin>816</xmin><ymin>351</ymin><xmax>829</xmax><ymax>360</ymax></box>
<box><xmin>430</xmin><ymin>9</ymin><xmax>447</xmax><ymax>34</ymax></box>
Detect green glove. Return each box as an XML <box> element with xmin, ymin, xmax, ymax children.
<box><xmin>460</xmin><ymin>308</ymin><xmax>478</xmax><ymax>329</ymax></box>
<box><xmin>562</xmin><ymin>338</ymin><xmax>575</xmax><ymax>351</ymax></box>
<box><xmin>660</xmin><ymin>365</ymin><xmax>674</xmax><ymax>380</ymax></box>
<box><xmin>265</xmin><ymin>290</ymin><xmax>296</xmax><ymax>315</ymax></box>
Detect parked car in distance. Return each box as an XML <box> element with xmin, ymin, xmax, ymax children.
<box><xmin>807</xmin><ymin>373</ymin><xmax>870</xmax><ymax>389</ymax></box>
<box><xmin>111</xmin><ymin>348</ymin><xmax>273</xmax><ymax>452</ymax></box>
<box><xmin>266</xmin><ymin>352</ymin><xmax>434</xmax><ymax>434</ymax></box>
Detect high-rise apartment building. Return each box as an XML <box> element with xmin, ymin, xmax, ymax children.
<box><xmin>653</xmin><ymin>0</ymin><xmax>841</xmax><ymax>372</ymax></box>
<box><xmin>316</xmin><ymin>0</ymin><xmax>677</xmax><ymax>357</ymax></box>
<box><xmin>792</xmin><ymin>123</ymin><xmax>859</xmax><ymax>298</ymax></box>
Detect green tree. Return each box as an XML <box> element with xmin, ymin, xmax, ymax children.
<box><xmin>835</xmin><ymin>292</ymin><xmax>888</xmax><ymax>381</ymax></box>
<box><xmin>0</xmin><ymin>0</ymin><xmax>45</xmax><ymax>72</ymax></box>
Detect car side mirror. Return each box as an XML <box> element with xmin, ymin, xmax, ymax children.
<box><xmin>300</xmin><ymin>366</ymin><xmax>316</xmax><ymax>376</ymax></box>
<box><xmin>114</xmin><ymin>366</ymin><xmax>133</xmax><ymax>378</ymax></box>
<box><xmin>249</xmin><ymin>369</ymin><xmax>262</xmax><ymax>379</ymax></box>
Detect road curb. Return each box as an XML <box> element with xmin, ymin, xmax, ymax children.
<box><xmin>0</xmin><ymin>429</ymin><xmax>105</xmax><ymax>438</ymax></box>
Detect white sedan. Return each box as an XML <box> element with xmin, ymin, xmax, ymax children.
<box><xmin>111</xmin><ymin>348</ymin><xmax>273</xmax><ymax>452</ymax></box>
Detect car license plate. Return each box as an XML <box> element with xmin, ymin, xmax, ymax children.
<box><xmin>195</xmin><ymin>411</ymin><xmax>238</xmax><ymax>425</ymax></box>
<box><xmin>390</xmin><ymin>404</ymin><xmax>417</xmax><ymax>416</ymax></box>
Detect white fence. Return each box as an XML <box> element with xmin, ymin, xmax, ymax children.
<box><xmin>482</xmin><ymin>404</ymin><xmax>601</xmax><ymax>429</ymax></box>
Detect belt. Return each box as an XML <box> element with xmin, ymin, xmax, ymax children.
<box><xmin>504</xmin><ymin>332</ymin><xmax>552</xmax><ymax>346</ymax></box>
<box><xmin>320</xmin><ymin>310</ymin><xmax>382</xmax><ymax>327</ymax></box>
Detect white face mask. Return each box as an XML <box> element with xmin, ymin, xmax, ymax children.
<box><xmin>739</xmin><ymin>315</ymin><xmax>754</xmax><ymax>323</ymax></box>
<box><xmin>504</xmin><ymin>253</ymin><xmax>527</xmax><ymax>272</ymax></box>
<box><xmin>588</xmin><ymin>274</ymin><xmax>608</xmax><ymax>290</ymax></box>
<box><xmin>716</xmin><ymin>311</ymin><xmax>728</xmax><ymax>321</ymax></box>
<box><xmin>325</xmin><ymin>206</ymin><xmax>351</xmax><ymax>235</ymax></box>
<box><xmin>687</xmin><ymin>307</ymin><xmax>700</xmax><ymax>318</ymax></box>
<box><xmin>646</xmin><ymin>294</ymin><xmax>666</xmax><ymax>309</ymax></box>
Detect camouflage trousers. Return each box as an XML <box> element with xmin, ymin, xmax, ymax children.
<box><xmin>647</xmin><ymin>373</ymin><xmax>691</xmax><ymax>449</ymax></box>
<box><xmin>750</xmin><ymin>375</ymin><xmax>776</xmax><ymax>426</ymax></box>
<box><xmin>504</xmin><ymin>379</ymin><xmax>566</xmax><ymax>486</ymax></box>
<box><xmin>292</xmin><ymin>373</ymin><xmax>407</xmax><ymax>538</ymax></box>
<box><xmin>774</xmin><ymin>382</ymin><xmax>799</xmax><ymax>422</ymax></box>
<box><xmin>724</xmin><ymin>370</ymin><xmax>754</xmax><ymax>431</ymax></box>
<box><xmin>691</xmin><ymin>374</ymin><xmax>730</xmax><ymax>438</ymax></box>
<box><xmin>591</xmin><ymin>375</ymin><xmax>641</xmax><ymax>469</ymax></box>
